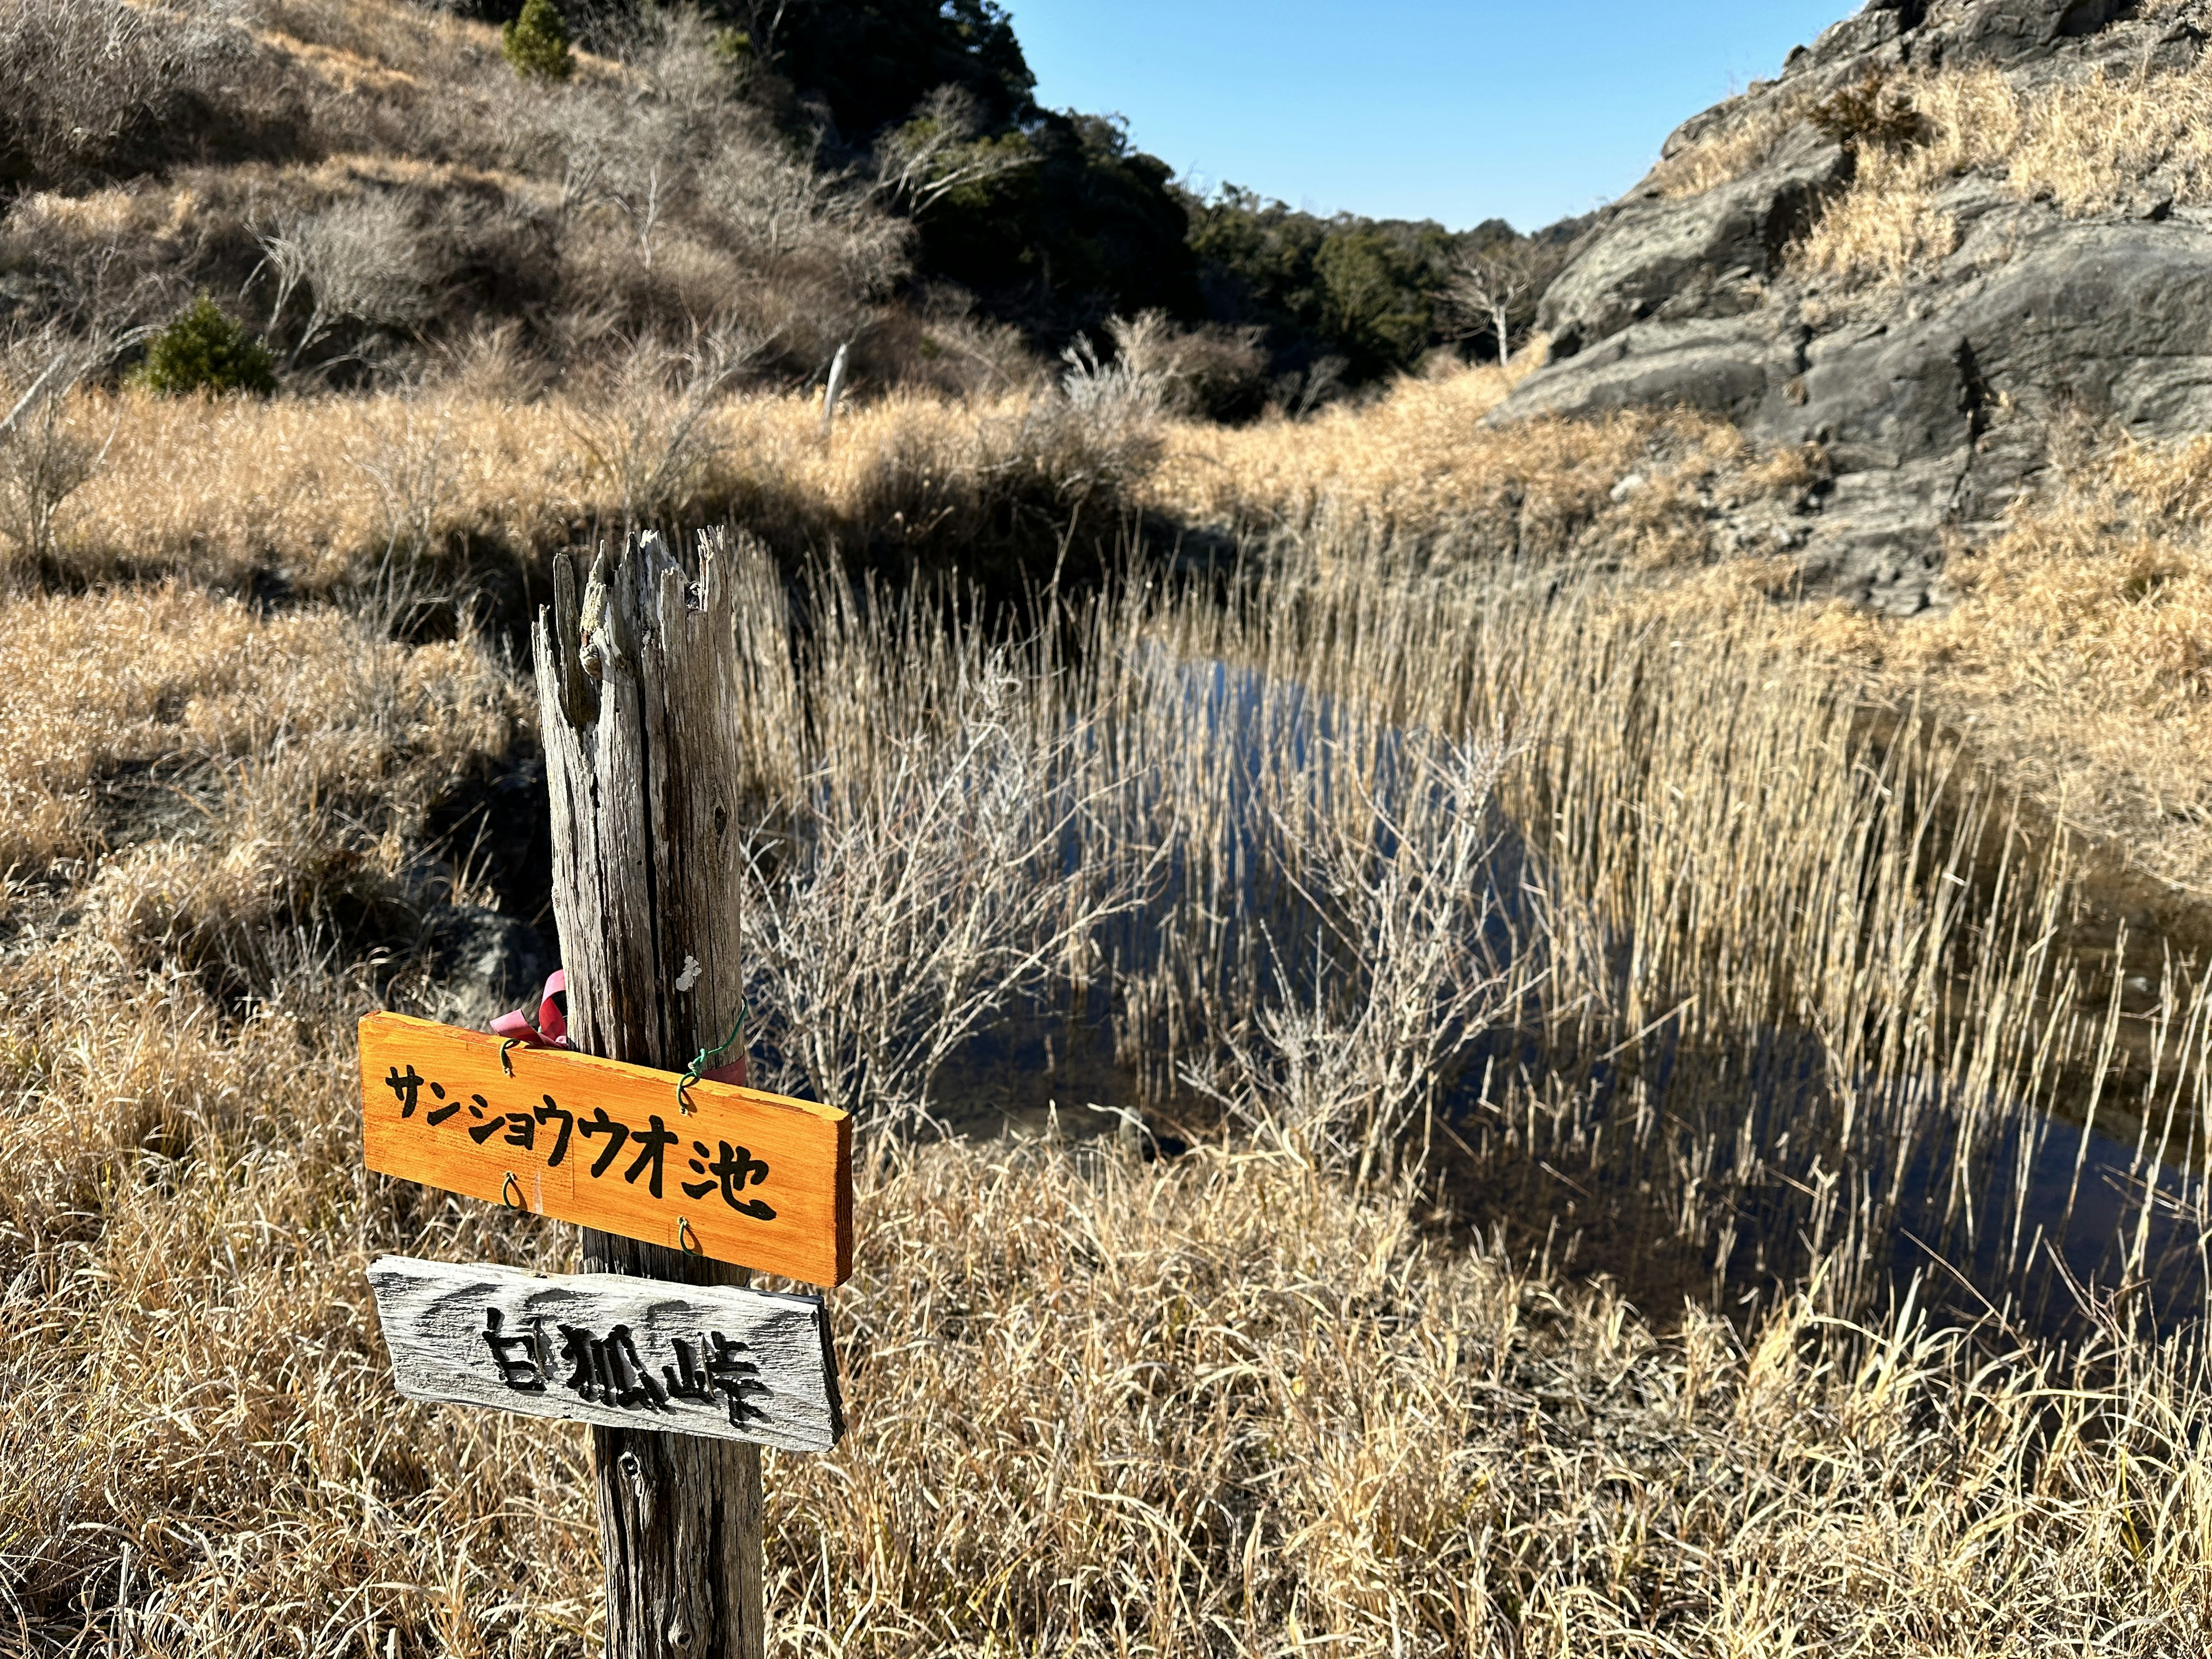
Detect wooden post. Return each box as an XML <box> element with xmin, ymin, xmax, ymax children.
<box><xmin>535</xmin><ymin>528</ymin><xmax>763</xmax><ymax>1659</ymax></box>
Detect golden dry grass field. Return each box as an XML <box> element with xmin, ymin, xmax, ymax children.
<box><xmin>10</xmin><ymin>344</ymin><xmax>2212</xmax><ymax>1657</ymax></box>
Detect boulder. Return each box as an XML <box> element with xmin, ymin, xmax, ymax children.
<box><xmin>1494</xmin><ymin>0</ymin><xmax>2212</xmax><ymax>612</ymax></box>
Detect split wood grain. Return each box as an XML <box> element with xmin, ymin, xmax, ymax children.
<box><xmin>359</xmin><ymin>1011</ymin><xmax>851</xmax><ymax>1287</ymax></box>
<box><xmin>366</xmin><ymin>1255</ymin><xmax>843</xmax><ymax>1453</ymax></box>
<box><xmin>538</xmin><ymin>528</ymin><xmax>775</xmax><ymax>1659</ymax></box>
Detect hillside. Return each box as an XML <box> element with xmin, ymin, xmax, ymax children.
<box><xmin>1507</xmin><ymin>0</ymin><xmax>2210</xmax><ymax>615</ymax></box>
<box><xmin>0</xmin><ymin>0</ymin><xmax>1565</xmax><ymax>410</ymax></box>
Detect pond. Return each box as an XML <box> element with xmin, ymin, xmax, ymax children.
<box><xmin>914</xmin><ymin>647</ymin><xmax>2212</xmax><ymax>1346</ymax></box>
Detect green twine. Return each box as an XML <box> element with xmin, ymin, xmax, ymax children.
<box><xmin>676</xmin><ymin>1003</ymin><xmax>749</xmax><ymax>1114</ymax></box>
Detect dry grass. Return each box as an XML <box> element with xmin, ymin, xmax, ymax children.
<box><xmin>715</xmin><ymin>527</ymin><xmax>2207</xmax><ymax>1338</ymax></box>
<box><xmin>14</xmin><ymin>519</ymin><xmax>2212</xmax><ymax>1649</ymax></box>
<box><xmin>0</xmin><ymin>0</ymin><xmax>911</xmax><ymax>383</ymax></box>
<box><xmin>1142</xmin><ymin>355</ymin><xmax>2212</xmax><ymax>920</ymax></box>
<box><xmin>1798</xmin><ymin>62</ymin><xmax>2212</xmax><ymax>288</ymax></box>
<box><xmin>1812</xmin><ymin>427</ymin><xmax>2212</xmax><ymax>893</ymax></box>
<box><xmin>1148</xmin><ymin>359</ymin><xmax>1518</xmax><ymax>532</ymax></box>
<box><xmin>1646</xmin><ymin>95</ymin><xmax>1811</xmax><ymax>200</ymax></box>
<box><xmin>1631</xmin><ymin>54</ymin><xmax>2212</xmax><ymax>289</ymax></box>
<box><xmin>18</xmin><ymin>1082</ymin><xmax>2212</xmax><ymax>1652</ymax></box>
<box><xmin>10</xmin><ymin>355</ymin><xmax>1813</xmax><ymax>603</ymax></box>
<box><xmin>0</xmin><ymin>582</ymin><xmax>525</xmax><ymax>998</ymax></box>
<box><xmin>12</xmin><ymin>362</ymin><xmax>1173</xmax><ymax>594</ymax></box>
<box><xmin>1143</xmin><ymin>359</ymin><xmax>1780</xmax><ymax>567</ymax></box>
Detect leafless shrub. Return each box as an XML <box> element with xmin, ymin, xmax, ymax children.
<box><xmin>732</xmin><ymin>548</ymin><xmax>1149</xmax><ymax>1134</ymax></box>
<box><xmin>868</xmin><ymin>290</ymin><xmax>1041</xmax><ymax>396</ymax></box>
<box><xmin>1274</xmin><ymin>353</ymin><xmax>1350</xmax><ymax>418</ymax></box>
<box><xmin>872</xmin><ymin>84</ymin><xmax>1031</xmax><ymax>216</ymax></box>
<box><xmin>430</xmin><ymin>320</ymin><xmax>552</xmax><ymax>405</ymax></box>
<box><xmin>740</xmin><ymin>680</ymin><xmax>1137</xmax><ymax>1134</ymax></box>
<box><xmin>1035</xmin><ymin>334</ymin><xmax>1166</xmax><ymax>497</ymax></box>
<box><xmin>557</xmin><ymin>89</ymin><xmax>694</xmax><ymax>273</ymax></box>
<box><xmin>0</xmin><ymin>0</ymin><xmax>260</xmax><ymax>188</ymax></box>
<box><xmin>1105</xmin><ymin>309</ymin><xmax>1268</xmax><ymax>419</ymax></box>
<box><xmin>528</xmin><ymin>9</ymin><xmax>901</xmax><ymax>357</ymax></box>
<box><xmin>620</xmin><ymin>2</ymin><xmax>746</xmax><ymax>118</ymax></box>
<box><xmin>255</xmin><ymin>195</ymin><xmax>437</xmax><ymax>372</ymax></box>
<box><xmin>0</xmin><ymin>331</ymin><xmax>152</xmax><ymax>582</ymax></box>
<box><xmin>697</xmin><ymin>130</ymin><xmax>907</xmax><ymax>296</ymax></box>
<box><xmin>1182</xmin><ymin>734</ymin><xmax>1516</xmax><ymax>1185</ymax></box>
<box><xmin>0</xmin><ymin>198</ymin><xmax>188</xmax><ymax>340</ymax></box>
<box><xmin>567</xmin><ymin>326</ymin><xmax>768</xmax><ymax>528</ymax></box>
<box><xmin>0</xmin><ymin>394</ymin><xmax>105</xmax><ymax>586</ymax></box>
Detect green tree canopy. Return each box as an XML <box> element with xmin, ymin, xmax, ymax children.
<box><xmin>766</xmin><ymin>0</ymin><xmax>1033</xmax><ymax>139</ymax></box>
<box><xmin>916</xmin><ymin>112</ymin><xmax>1199</xmax><ymax>336</ymax></box>
<box><xmin>1187</xmin><ymin>186</ymin><xmax>1541</xmax><ymax>387</ymax></box>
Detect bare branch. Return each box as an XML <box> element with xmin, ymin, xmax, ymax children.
<box><xmin>1440</xmin><ymin>244</ymin><xmax>1540</xmax><ymax>365</ymax></box>
<box><xmin>872</xmin><ymin>85</ymin><xmax>1029</xmax><ymax>217</ymax></box>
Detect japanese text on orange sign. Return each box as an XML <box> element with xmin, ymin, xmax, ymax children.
<box><xmin>359</xmin><ymin>1013</ymin><xmax>851</xmax><ymax>1285</ymax></box>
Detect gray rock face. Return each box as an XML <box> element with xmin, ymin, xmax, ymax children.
<box><xmin>1494</xmin><ymin>0</ymin><xmax>2212</xmax><ymax>612</ymax></box>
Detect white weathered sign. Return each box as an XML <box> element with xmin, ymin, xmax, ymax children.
<box><xmin>366</xmin><ymin>1255</ymin><xmax>844</xmax><ymax>1453</ymax></box>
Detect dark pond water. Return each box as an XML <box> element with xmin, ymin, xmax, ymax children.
<box><xmin>917</xmin><ymin>652</ymin><xmax>2212</xmax><ymax>1346</ymax></box>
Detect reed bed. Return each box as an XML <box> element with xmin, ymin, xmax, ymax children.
<box><xmin>13</xmin><ymin>516</ymin><xmax>2212</xmax><ymax>1651</ymax></box>
<box><xmin>715</xmin><ymin>532</ymin><xmax>2212</xmax><ymax>1335</ymax></box>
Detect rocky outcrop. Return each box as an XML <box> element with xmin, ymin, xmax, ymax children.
<box><xmin>1495</xmin><ymin>0</ymin><xmax>2212</xmax><ymax>612</ymax></box>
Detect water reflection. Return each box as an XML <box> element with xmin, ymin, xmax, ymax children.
<box><xmin>917</xmin><ymin>649</ymin><xmax>2212</xmax><ymax>1345</ymax></box>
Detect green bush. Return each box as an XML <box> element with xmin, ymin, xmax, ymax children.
<box><xmin>137</xmin><ymin>296</ymin><xmax>276</xmax><ymax>397</ymax></box>
<box><xmin>501</xmin><ymin>0</ymin><xmax>573</xmax><ymax>81</ymax></box>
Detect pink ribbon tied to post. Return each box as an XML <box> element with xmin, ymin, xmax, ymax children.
<box><xmin>491</xmin><ymin>968</ymin><xmax>748</xmax><ymax>1087</ymax></box>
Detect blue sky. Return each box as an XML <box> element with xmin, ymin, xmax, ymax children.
<box><xmin>1005</xmin><ymin>1</ymin><xmax>1854</xmax><ymax>232</ymax></box>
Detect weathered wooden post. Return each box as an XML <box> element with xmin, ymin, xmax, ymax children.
<box><xmin>357</xmin><ymin>528</ymin><xmax>850</xmax><ymax>1659</ymax></box>
<box><xmin>538</xmin><ymin>528</ymin><xmax>768</xmax><ymax>1659</ymax></box>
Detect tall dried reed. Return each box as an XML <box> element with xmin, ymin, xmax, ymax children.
<box><xmin>707</xmin><ymin>526</ymin><xmax>2212</xmax><ymax>1340</ymax></box>
<box><xmin>1812</xmin><ymin>423</ymin><xmax>2212</xmax><ymax>895</ymax></box>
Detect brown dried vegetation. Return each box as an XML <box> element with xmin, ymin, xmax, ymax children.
<box><xmin>14</xmin><ymin>457</ymin><xmax>2212</xmax><ymax>1649</ymax></box>
<box><xmin>1645</xmin><ymin>51</ymin><xmax>2212</xmax><ymax>289</ymax></box>
<box><xmin>0</xmin><ymin>0</ymin><xmax>911</xmax><ymax>385</ymax></box>
<box><xmin>1800</xmin><ymin>62</ymin><xmax>2212</xmax><ymax>287</ymax></box>
<box><xmin>13</xmin><ymin>58</ymin><xmax>2212</xmax><ymax>1634</ymax></box>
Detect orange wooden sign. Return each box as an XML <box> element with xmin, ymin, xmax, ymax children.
<box><xmin>359</xmin><ymin>1013</ymin><xmax>851</xmax><ymax>1286</ymax></box>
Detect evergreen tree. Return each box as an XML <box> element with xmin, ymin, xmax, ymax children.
<box><xmin>136</xmin><ymin>296</ymin><xmax>277</xmax><ymax>397</ymax></box>
<box><xmin>502</xmin><ymin>0</ymin><xmax>573</xmax><ymax>81</ymax></box>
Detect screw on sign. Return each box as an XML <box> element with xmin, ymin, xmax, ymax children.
<box><xmin>360</xmin><ymin>530</ymin><xmax>842</xmax><ymax>1659</ymax></box>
